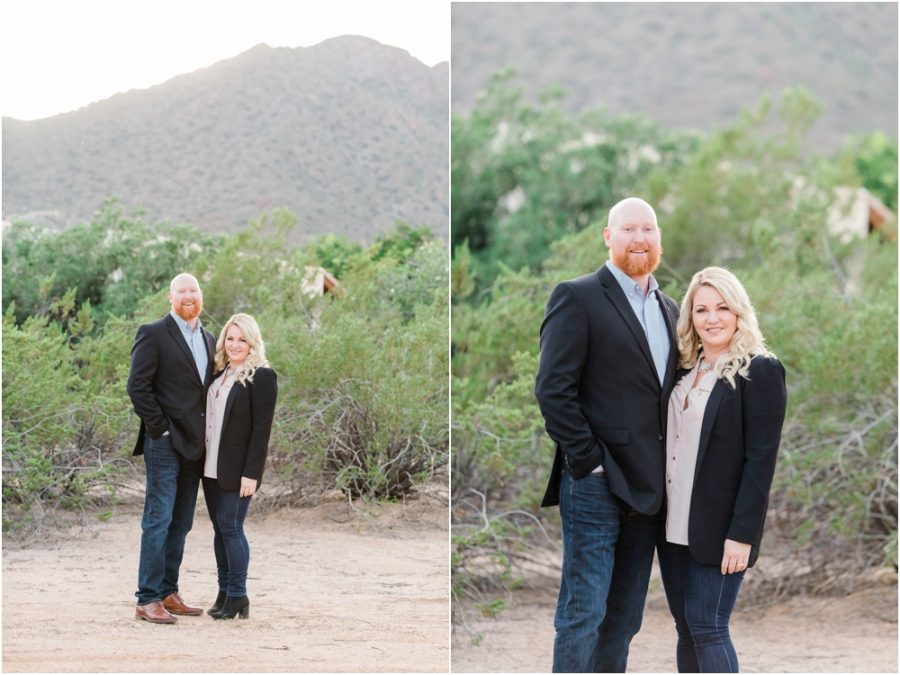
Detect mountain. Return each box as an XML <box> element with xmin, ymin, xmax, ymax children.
<box><xmin>3</xmin><ymin>36</ymin><xmax>449</xmax><ymax>242</ymax></box>
<box><xmin>451</xmin><ymin>3</ymin><xmax>897</xmax><ymax>149</ymax></box>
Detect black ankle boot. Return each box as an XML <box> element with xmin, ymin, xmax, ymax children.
<box><xmin>211</xmin><ymin>595</ymin><xmax>249</xmax><ymax>620</ymax></box>
<box><xmin>207</xmin><ymin>591</ymin><xmax>226</xmax><ymax>616</ymax></box>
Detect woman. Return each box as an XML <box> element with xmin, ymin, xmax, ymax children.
<box><xmin>660</xmin><ymin>267</ymin><xmax>787</xmax><ymax>672</ymax></box>
<box><xmin>203</xmin><ymin>313</ymin><xmax>277</xmax><ymax>620</ymax></box>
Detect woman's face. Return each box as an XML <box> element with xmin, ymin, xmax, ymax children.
<box><xmin>692</xmin><ymin>284</ymin><xmax>737</xmax><ymax>356</ymax></box>
<box><xmin>224</xmin><ymin>323</ymin><xmax>251</xmax><ymax>367</ymax></box>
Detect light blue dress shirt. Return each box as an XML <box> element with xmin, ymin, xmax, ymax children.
<box><xmin>605</xmin><ymin>260</ymin><xmax>670</xmax><ymax>386</ymax></box>
<box><xmin>171</xmin><ymin>311</ymin><xmax>209</xmax><ymax>384</ymax></box>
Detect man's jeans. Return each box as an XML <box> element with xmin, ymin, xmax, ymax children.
<box><xmin>135</xmin><ymin>434</ymin><xmax>202</xmax><ymax>605</ymax></box>
<box><xmin>657</xmin><ymin>540</ymin><xmax>745</xmax><ymax>673</ymax></box>
<box><xmin>553</xmin><ymin>470</ymin><xmax>659</xmax><ymax>673</ymax></box>
<box><xmin>202</xmin><ymin>477</ymin><xmax>253</xmax><ymax>597</ymax></box>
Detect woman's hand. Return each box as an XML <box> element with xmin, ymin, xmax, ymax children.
<box><xmin>721</xmin><ymin>538</ymin><xmax>752</xmax><ymax>575</ymax></box>
<box><xmin>240</xmin><ymin>477</ymin><xmax>258</xmax><ymax>498</ymax></box>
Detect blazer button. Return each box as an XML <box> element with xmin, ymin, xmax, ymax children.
<box><xmin>657</xmin><ymin>434</ymin><xmax>663</xmax><ymax>441</ymax></box>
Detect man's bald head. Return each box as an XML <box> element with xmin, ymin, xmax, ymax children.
<box><xmin>603</xmin><ymin>197</ymin><xmax>662</xmax><ymax>279</ymax></box>
<box><xmin>170</xmin><ymin>273</ymin><xmax>200</xmax><ymax>293</ymax></box>
<box><xmin>168</xmin><ymin>273</ymin><xmax>203</xmax><ymax>324</ymax></box>
<box><xmin>607</xmin><ymin>197</ymin><xmax>658</xmax><ymax>231</ymax></box>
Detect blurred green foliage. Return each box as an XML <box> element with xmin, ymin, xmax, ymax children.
<box><xmin>451</xmin><ymin>68</ymin><xmax>701</xmax><ymax>293</ymax></box>
<box><xmin>2</xmin><ymin>198</ymin><xmax>226</xmax><ymax>326</ymax></box>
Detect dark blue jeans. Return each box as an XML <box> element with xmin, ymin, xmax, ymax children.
<box><xmin>202</xmin><ymin>477</ymin><xmax>252</xmax><ymax>597</ymax></box>
<box><xmin>657</xmin><ymin>540</ymin><xmax>745</xmax><ymax>672</ymax></box>
<box><xmin>553</xmin><ymin>471</ymin><xmax>660</xmax><ymax>673</ymax></box>
<box><xmin>136</xmin><ymin>434</ymin><xmax>202</xmax><ymax>604</ymax></box>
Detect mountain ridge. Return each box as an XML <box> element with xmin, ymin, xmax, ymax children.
<box><xmin>3</xmin><ymin>36</ymin><xmax>449</xmax><ymax>243</ymax></box>
<box><xmin>451</xmin><ymin>3</ymin><xmax>897</xmax><ymax>150</ymax></box>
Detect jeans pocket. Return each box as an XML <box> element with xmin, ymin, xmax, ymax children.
<box><xmin>565</xmin><ymin>473</ymin><xmax>619</xmax><ymax>522</ymax></box>
<box><xmin>147</xmin><ymin>433</ymin><xmax>172</xmax><ymax>451</ymax></box>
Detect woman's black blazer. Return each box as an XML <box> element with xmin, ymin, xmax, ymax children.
<box><xmin>213</xmin><ymin>367</ymin><xmax>277</xmax><ymax>491</ymax></box>
<box><xmin>680</xmin><ymin>355</ymin><xmax>787</xmax><ymax>568</ymax></box>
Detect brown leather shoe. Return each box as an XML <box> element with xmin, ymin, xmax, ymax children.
<box><xmin>135</xmin><ymin>601</ymin><xmax>177</xmax><ymax>624</ymax></box>
<box><xmin>162</xmin><ymin>591</ymin><xmax>203</xmax><ymax>616</ymax></box>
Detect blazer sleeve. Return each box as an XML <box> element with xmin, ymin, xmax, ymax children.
<box><xmin>727</xmin><ymin>356</ymin><xmax>787</xmax><ymax>544</ymax></box>
<box><xmin>243</xmin><ymin>368</ymin><xmax>278</xmax><ymax>480</ymax></box>
<box><xmin>534</xmin><ymin>282</ymin><xmax>605</xmax><ymax>477</ymax></box>
<box><xmin>126</xmin><ymin>324</ymin><xmax>167</xmax><ymax>439</ymax></box>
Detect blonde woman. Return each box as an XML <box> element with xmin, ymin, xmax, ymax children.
<box><xmin>660</xmin><ymin>267</ymin><xmax>787</xmax><ymax>672</ymax></box>
<box><xmin>202</xmin><ymin>313</ymin><xmax>277</xmax><ymax>620</ymax></box>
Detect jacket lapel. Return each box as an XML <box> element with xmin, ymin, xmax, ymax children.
<box><xmin>598</xmin><ymin>266</ymin><xmax>658</xmax><ymax>386</ymax></box>
<box><xmin>659</xmin><ymin>295</ymin><xmax>679</xmax><ymax>392</ymax></box>
<box><xmin>692</xmin><ymin>377</ymin><xmax>728</xmax><ymax>491</ymax></box>
<box><xmin>164</xmin><ymin>314</ymin><xmax>204</xmax><ymax>387</ymax></box>
<box><xmin>203</xmin><ymin>330</ymin><xmax>216</xmax><ymax>386</ymax></box>
<box><xmin>222</xmin><ymin>378</ymin><xmax>241</xmax><ymax>424</ymax></box>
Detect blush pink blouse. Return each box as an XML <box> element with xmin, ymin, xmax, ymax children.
<box><xmin>665</xmin><ymin>361</ymin><xmax>718</xmax><ymax>545</ymax></box>
<box><xmin>204</xmin><ymin>370</ymin><xmax>234</xmax><ymax>479</ymax></box>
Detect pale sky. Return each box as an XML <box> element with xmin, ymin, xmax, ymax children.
<box><xmin>2</xmin><ymin>0</ymin><xmax>449</xmax><ymax>120</ymax></box>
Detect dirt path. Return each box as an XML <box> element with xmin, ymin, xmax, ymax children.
<box><xmin>3</xmin><ymin>498</ymin><xmax>448</xmax><ymax>673</ymax></box>
<box><xmin>452</xmin><ymin>568</ymin><xmax>898</xmax><ymax>673</ymax></box>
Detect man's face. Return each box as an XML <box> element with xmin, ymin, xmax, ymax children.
<box><xmin>168</xmin><ymin>275</ymin><xmax>203</xmax><ymax>322</ymax></box>
<box><xmin>604</xmin><ymin>205</ymin><xmax>662</xmax><ymax>277</ymax></box>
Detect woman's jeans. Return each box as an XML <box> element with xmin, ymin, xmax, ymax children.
<box><xmin>136</xmin><ymin>434</ymin><xmax>202</xmax><ymax>605</ymax></box>
<box><xmin>657</xmin><ymin>540</ymin><xmax>745</xmax><ymax>672</ymax></box>
<box><xmin>202</xmin><ymin>477</ymin><xmax>252</xmax><ymax>597</ymax></box>
<box><xmin>553</xmin><ymin>470</ymin><xmax>659</xmax><ymax>673</ymax></box>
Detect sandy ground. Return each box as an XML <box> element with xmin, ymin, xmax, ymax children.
<box><xmin>3</xmin><ymin>496</ymin><xmax>449</xmax><ymax>673</ymax></box>
<box><xmin>452</xmin><ymin>564</ymin><xmax>899</xmax><ymax>673</ymax></box>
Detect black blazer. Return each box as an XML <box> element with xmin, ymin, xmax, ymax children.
<box><xmin>535</xmin><ymin>265</ymin><xmax>680</xmax><ymax>514</ymax></box>
<box><xmin>678</xmin><ymin>355</ymin><xmax>787</xmax><ymax>568</ymax></box>
<box><xmin>127</xmin><ymin>314</ymin><xmax>216</xmax><ymax>462</ymax></box>
<box><xmin>211</xmin><ymin>367</ymin><xmax>277</xmax><ymax>491</ymax></box>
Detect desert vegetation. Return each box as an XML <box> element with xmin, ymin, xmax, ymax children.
<box><xmin>2</xmin><ymin>201</ymin><xmax>448</xmax><ymax>533</ymax></box>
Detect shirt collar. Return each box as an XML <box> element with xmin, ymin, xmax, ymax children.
<box><xmin>605</xmin><ymin>260</ymin><xmax>659</xmax><ymax>298</ymax></box>
<box><xmin>170</xmin><ymin>311</ymin><xmax>201</xmax><ymax>333</ymax></box>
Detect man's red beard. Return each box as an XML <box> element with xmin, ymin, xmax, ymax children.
<box><xmin>611</xmin><ymin>246</ymin><xmax>662</xmax><ymax>277</ymax></box>
<box><xmin>174</xmin><ymin>300</ymin><xmax>203</xmax><ymax>321</ymax></box>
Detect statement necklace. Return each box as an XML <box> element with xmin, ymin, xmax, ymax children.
<box><xmin>698</xmin><ymin>357</ymin><xmax>714</xmax><ymax>374</ymax></box>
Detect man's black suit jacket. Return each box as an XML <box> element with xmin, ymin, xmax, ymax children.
<box><xmin>677</xmin><ymin>355</ymin><xmax>787</xmax><ymax>568</ymax></box>
<box><xmin>535</xmin><ymin>265</ymin><xmax>680</xmax><ymax>515</ymax></box>
<box><xmin>127</xmin><ymin>314</ymin><xmax>216</xmax><ymax>462</ymax></box>
<box><xmin>209</xmin><ymin>367</ymin><xmax>278</xmax><ymax>491</ymax></box>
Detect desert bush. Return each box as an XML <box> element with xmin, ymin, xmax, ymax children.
<box><xmin>267</xmin><ymin>280</ymin><xmax>448</xmax><ymax>502</ymax></box>
<box><xmin>1</xmin><ymin>307</ymin><xmax>131</xmax><ymax>531</ymax></box>
<box><xmin>2</xmin><ymin>198</ymin><xmax>224</xmax><ymax>326</ymax></box>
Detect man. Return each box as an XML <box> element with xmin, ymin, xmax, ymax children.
<box><xmin>127</xmin><ymin>272</ymin><xmax>215</xmax><ymax>624</ymax></box>
<box><xmin>535</xmin><ymin>197</ymin><xmax>679</xmax><ymax>672</ymax></box>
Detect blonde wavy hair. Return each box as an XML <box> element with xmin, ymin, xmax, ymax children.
<box><xmin>214</xmin><ymin>313</ymin><xmax>270</xmax><ymax>385</ymax></box>
<box><xmin>676</xmin><ymin>267</ymin><xmax>774</xmax><ymax>388</ymax></box>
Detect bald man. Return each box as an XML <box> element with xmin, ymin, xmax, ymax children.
<box><xmin>127</xmin><ymin>273</ymin><xmax>216</xmax><ymax>623</ymax></box>
<box><xmin>535</xmin><ymin>198</ymin><xmax>680</xmax><ymax>671</ymax></box>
